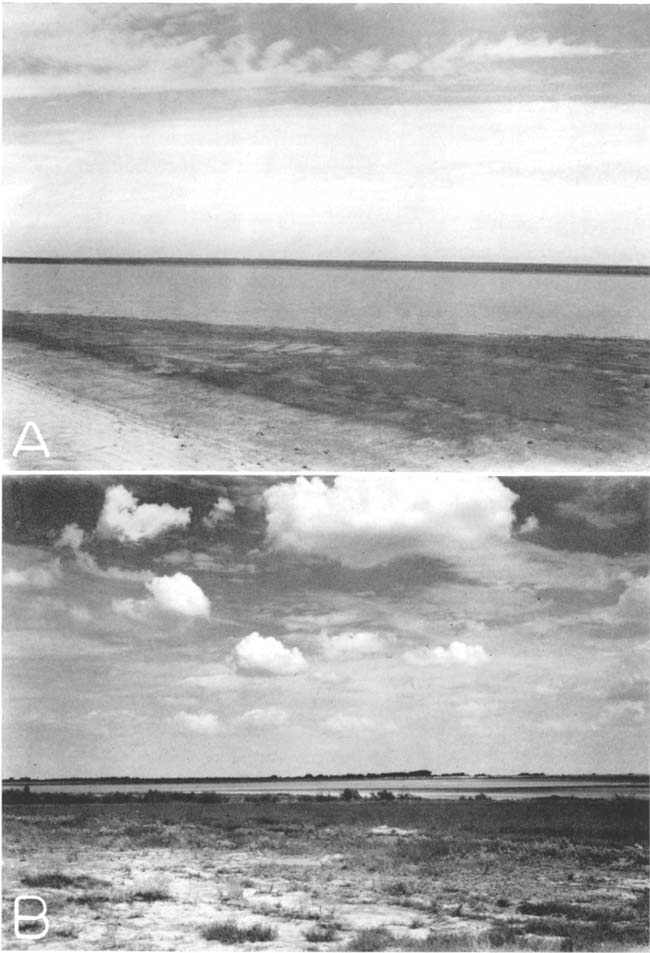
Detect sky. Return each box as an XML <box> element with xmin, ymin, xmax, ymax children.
<box><xmin>3</xmin><ymin>474</ymin><xmax>649</xmax><ymax>778</ymax></box>
<box><xmin>3</xmin><ymin>3</ymin><xmax>650</xmax><ymax>262</ymax></box>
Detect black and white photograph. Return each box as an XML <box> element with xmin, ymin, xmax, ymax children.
<box><xmin>2</xmin><ymin>4</ymin><xmax>649</xmax><ymax>952</ymax></box>
<box><xmin>2</xmin><ymin>473</ymin><xmax>649</xmax><ymax>949</ymax></box>
<box><xmin>3</xmin><ymin>3</ymin><xmax>649</xmax><ymax>471</ymax></box>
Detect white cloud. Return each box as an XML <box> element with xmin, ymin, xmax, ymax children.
<box><xmin>323</xmin><ymin>630</ymin><xmax>387</xmax><ymax>659</ymax></box>
<box><xmin>456</xmin><ymin>33</ymin><xmax>610</xmax><ymax>62</ymax></box>
<box><xmin>202</xmin><ymin>497</ymin><xmax>235</xmax><ymax>529</ymax></box>
<box><xmin>237</xmin><ymin>707</ymin><xmax>288</xmax><ymax>728</ymax></box>
<box><xmin>55</xmin><ymin>523</ymin><xmax>85</xmax><ymax>551</ymax></box>
<box><xmin>234</xmin><ymin>632</ymin><xmax>307</xmax><ymax>676</ymax></box>
<box><xmin>112</xmin><ymin>572</ymin><xmax>209</xmax><ymax>620</ymax></box>
<box><xmin>2</xmin><ymin>6</ymin><xmax>613</xmax><ymax>99</ymax></box>
<box><xmin>97</xmin><ymin>485</ymin><xmax>191</xmax><ymax>543</ymax></box>
<box><xmin>403</xmin><ymin>641</ymin><xmax>489</xmax><ymax>667</ymax></box>
<box><xmin>264</xmin><ymin>474</ymin><xmax>517</xmax><ymax>569</ymax></box>
<box><xmin>146</xmin><ymin>573</ymin><xmax>210</xmax><ymax>618</ymax></box>
<box><xmin>325</xmin><ymin>714</ymin><xmax>375</xmax><ymax>733</ymax></box>
<box><xmin>171</xmin><ymin>711</ymin><xmax>221</xmax><ymax>735</ymax></box>
<box><xmin>3</xmin><ymin>560</ymin><xmax>62</xmax><ymax>589</ymax></box>
<box><xmin>518</xmin><ymin>516</ymin><xmax>540</xmax><ymax>535</ymax></box>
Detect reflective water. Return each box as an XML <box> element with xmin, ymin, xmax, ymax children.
<box><xmin>4</xmin><ymin>263</ymin><xmax>648</xmax><ymax>338</ymax></box>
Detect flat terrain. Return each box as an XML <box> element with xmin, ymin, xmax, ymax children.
<box><xmin>2</xmin><ymin>795</ymin><xmax>648</xmax><ymax>951</ymax></box>
<box><xmin>4</xmin><ymin>312</ymin><xmax>648</xmax><ymax>471</ymax></box>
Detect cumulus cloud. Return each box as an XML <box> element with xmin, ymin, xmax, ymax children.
<box><xmin>326</xmin><ymin>714</ymin><xmax>375</xmax><ymax>733</ymax></box>
<box><xmin>113</xmin><ymin>572</ymin><xmax>210</xmax><ymax>620</ymax></box>
<box><xmin>322</xmin><ymin>630</ymin><xmax>387</xmax><ymax>659</ymax></box>
<box><xmin>237</xmin><ymin>707</ymin><xmax>288</xmax><ymax>728</ymax></box>
<box><xmin>53</xmin><ymin>521</ymin><xmax>149</xmax><ymax>582</ymax></box>
<box><xmin>171</xmin><ymin>711</ymin><xmax>221</xmax><ymax>734</ymax></box>
<box><xmin>264</xmin><ymin>474</ymin><xmax>517</xmax><ymax>569</ymax></box>
<box><xmin>97</xmin><ymin>485</ymin><xmax>191</xmax><ymax>543</ymax></box>
<box><xmin>3</xmin><ymin>560</ymin><xmax>62</xmax><ymax>589</ymax></box>
<box><xmin>203</xmin><ymin>497</ymin><xmax>235</xmax><ymax>529</ymax></box>
<box><xmin>234</xmin><ymin>632</ymin><xmax>307</xmax><ymax>676</ymax></box>
<box><xmin>146</xmin><ymin>573</ymin><xmax>210</xmax><ymax>618</ymax></box>
<box><xmin>403</xmin><ymin>641</ymin><xmax>489</xmax><ymax>666</ymax></box>
<box><xmin>518</xmin><ymin>515</ymin><xmax>540</xmax><ymax>535</ymax></box>
<box><xmin>55</xmin><ymin>522</ymin><xmax>85</xmax><ymax>551</ymax></box>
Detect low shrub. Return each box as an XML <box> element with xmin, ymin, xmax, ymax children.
<box><xmin>341</xmin><ymin>788</ymin><xmax>362</xmax><ymax>801</ymax></box>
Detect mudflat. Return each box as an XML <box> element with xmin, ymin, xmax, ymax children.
<box><xmin>3</xmin><ymin>311</ymin><xmax>649</xmax><ymax>471</ymax></box>
<box><xmin>2</xmin><ymin>794</ymin><xmax>648</xmax><ymax>951</ymax></box>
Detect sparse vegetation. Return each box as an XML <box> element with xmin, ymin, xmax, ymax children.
<box><xmin>4</xmin><ymin>795</ymin><xmax>648</xmax><ymax>950</ymax></box>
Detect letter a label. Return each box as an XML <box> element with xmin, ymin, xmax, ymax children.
<box><xmin>14</xmin><ymin>895</ymin><xmax>49</xmax><ymax>939</ymax></box>
<box><xmin>12</xmin><ymin>422</ymin><xmax>50</xmax><ymax>458</ymax></box>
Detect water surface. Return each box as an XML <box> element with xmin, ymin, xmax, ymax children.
<box><xmin>5</xmin><ymin>777</ymin><xmax>647</xmax><ymax>800</ymax></box>
<box><xmin>4</xmin><ymin>263</ymin><xmax>648</xmax><ymax>337</ymax></box>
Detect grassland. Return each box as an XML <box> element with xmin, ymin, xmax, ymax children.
<box><xmin>2</xmin><ymin>794</ymin><xmax>648</xmax><ymax>950</ymax></box>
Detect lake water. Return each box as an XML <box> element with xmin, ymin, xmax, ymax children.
<box><xmin>5</xmin><ymin>778</ymin><xmax>648</xmax><ymax>800</ymax></box>
<box><xmin>3</xmin><ymin>263</ymin><xmax>649</xmax><ymax>338</ymax></box>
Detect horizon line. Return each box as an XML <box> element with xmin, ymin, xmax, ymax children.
<box><xmin>4</xmin><ymin>772</ymin><xmax>648</xmax><ymax>784</ymax></box>
<box><xmin>4</xmin><ymin>257</ymin><xmax>650</xmax><ymax>276</ymax></box>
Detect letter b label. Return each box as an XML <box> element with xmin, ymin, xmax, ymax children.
<box><xmin>14</xmin><ymin>895</ymin><xmax>49</xmax><ymax>939</ymax></box>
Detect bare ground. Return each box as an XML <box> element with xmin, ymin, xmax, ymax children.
<box><xmin>2</xmin><ymin>796</ymin><xmax>648</xmax><ymax>951</ymax></box>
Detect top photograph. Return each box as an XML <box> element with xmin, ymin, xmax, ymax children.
<box><xmin>3</xmin><ymin>2</ymin><xmax>649</xmax><ymax>473</ymax></box>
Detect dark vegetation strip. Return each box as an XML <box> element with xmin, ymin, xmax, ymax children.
<box><xmin>5</xmin><ymin>311</ymin><xmax>648</xmax><ymax>443</ymax></box>
<box><xmin>4</xmin><ymin>257</ymin><xmax>650</xmax><ymax>275</ymax></box>
<box><xmin>4</xmin><ymin>795</ymin><xmax>648</xmax><ymax>844</ymax></box>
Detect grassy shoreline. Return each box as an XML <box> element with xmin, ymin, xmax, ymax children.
<box><xmin>4</xmin><ymin>310</ymin><xmax>649</xmax><ymax>471</ymax></box>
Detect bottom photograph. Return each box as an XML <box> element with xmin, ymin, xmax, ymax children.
<box><xmin>2</xmin><ymin>473</ymin><xmax>649</xmax><ymax>952</ymax></box>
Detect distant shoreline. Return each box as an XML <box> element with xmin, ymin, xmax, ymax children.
<box><xmin>4</xmin><ymin>256</ymin><xmax>650</xmax><ymax>276</ymax></box>
<box><xmin>4</xmin><ymin>773</ymin><xmax>648</xmax><ymax>786</ymax></box>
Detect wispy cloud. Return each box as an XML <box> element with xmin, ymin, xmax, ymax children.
<box><xmin>2</xmin><ymin>3</ymin><xmax>626</xmax><ymax>101</ymax></box>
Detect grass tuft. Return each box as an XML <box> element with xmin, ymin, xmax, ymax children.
<box><xmin>346</xmin><ymin>927</ymin><xmax>397</xmax><ymax>950</ymax></box>
<box><xmin>130</xmin><ymin>887</ymin><xmax>171</xmax><ymax>902</ymax></box>
<box><xmin>202</xmin><ymin>919</ymin><xmax>277</xmax><ymax>943</ymax></box>
<box><xmin>304</xmin><ymin>922</ymin><xmax>340</xmax><ymax>942</ymax></box>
